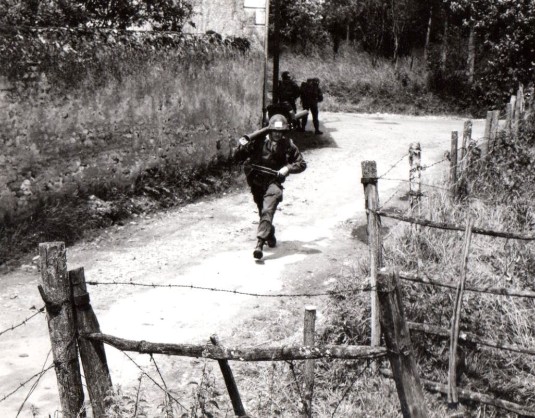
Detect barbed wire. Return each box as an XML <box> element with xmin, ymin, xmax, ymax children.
<box><xmin>411</xmin><ymin>157</ymin><xmax>449</xmax><ymax>173</ymax></box>
<box><xmin>120</xmin><ymin>350</ymin><xmax>188</xmax><ymax>412</ymax></box>
<box><xmin>0</xmin><ymin>357</ymin><xmax>54</xmax><ymax>405</ymax></box>
<box><xmin>379</xmin><ymin>177</ymin><xmax>451</xmax><ymax>192</ymax></box>
<box><xmin>331</xmin><ymin>359</ymin><xmax>374</xmax><ymax>418</ymax></box>
<box><xmin>378</xmin><ymin>153</ymin><xmax>409</xmax><ymax>179</ymax></box>
<box><xmin>16</xmin><ymin>350</ymin><xmax>52</xmax><ymax>417</ymax></box>
<box><xmin>0</xmin><ymin>307</ymin><xmax>46</xmax><ymax>338</ymax></box>
<box><xmin>379</xmin><ymin>188</ymin><xmax>404</xmax><ymax>210</ymax></box>
<box><xmin>86</xmin><ymin>280</ymin><xmax>374</xmax><ymax>297</ymax></box>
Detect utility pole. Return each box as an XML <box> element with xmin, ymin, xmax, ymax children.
<box><xmin>271</xmin><ymin>0</ymin><xmax>281</xmax><ymax>104</ymax></box>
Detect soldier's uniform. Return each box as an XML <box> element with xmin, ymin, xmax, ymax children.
<box><xmin>300</xmin><ymin>78</ymin><xmax>324</xmax><ymax>134</ymax></box>
<box><xmin>279</xmin><ymin>71</ymin><xmax>301</xmax><ymax>113</ymax></box>
<box><xmin>234</xmin><ymin>115</ymin><xmax>307</xmax><ymax>259</ymax></box>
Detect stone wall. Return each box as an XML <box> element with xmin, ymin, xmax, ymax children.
<box><xmin>186</xmin><ymin>0</ymin><xmax>267</xmax><ymax>46</ymax></box>
<box><xmin>0</xmin><ymin>45</ymin><xmax>265</xmax><ymax>224</ymax></box>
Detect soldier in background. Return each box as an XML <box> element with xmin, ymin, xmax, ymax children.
<box><xmin>278</xmin><ymin>71</ymin><xmax>300</xmax><ymax>113</ymax></box>
<box><xmin>300</xmin><ymin>77</ymin><xmax>324</xmax><ymax>135</ymax></box>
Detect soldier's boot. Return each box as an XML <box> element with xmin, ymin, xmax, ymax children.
<box><xmin>266</xmin><ymin>226</ymin><xmax>277</xmax><ymax>248</ymax></box>
<box><xmin>314</xmin><ymin>121</ymin><xmax>323</xmax><ymax>135</ymax></box>
<box><xmin>253</xmin><ymin>239</ymin><xmax>265</xmax><ymax>259</ymax></box>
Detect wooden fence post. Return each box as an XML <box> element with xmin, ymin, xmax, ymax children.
<box><xmin>210</xmin><ymin>335</ymin><xmax>247</xmax><ymax>417</ymax></box>
<box><xmin>377</xmin><ymin>268</ymin><xmax>428</xmax><ymax>418</ymax></box>
<box><xmin>490</xmin><ymin>110</ymin><xmax>500</xmax><ymax>150</ymax></box>
<box><xmin>70</xmin><ymin>268</ymin><xmax>113</xmax><ymax>418</ymax></box>
<box><xmin>449</xmin><ymin>132</ymin><xmax>458</xmax><ymax>196</ymax></box>
<box><xmin>302</xmin><ymin>306</ymin><xmax>316</xmax><ymax>418</ymax></box>
<box><xmin>461</xmin><ymin>121</ymin><xmax>471</xmax><ymax>174</ymax></box>
<box><xmin>448</xmin><ymin>217</ymin><xmax>475</xmax><ymax>409</ymax></box>
<box><xmin>408</xmin><ymin>143</ymin><xmax>421</xmax><ymax>213</ymax></box>
<box><xmin>514</xmin><ymin>85</ymin><xmax>525</xmax><ymax>137</ymax></box>
<box><xmin>361</xmin><ymin>161</ymin><xmax>382</xmax><ymax>348</ymax></box>
<box><xmin>482</xmin><ymin>111</ymin><xmax>493</xmax><ymax>156</ymax></box>
<box><xmin>38</xmin><ymin>242</ymin><xmax>85</xmax><ymax>418</ymax></box>
<box><xmin>505</xmin><ymin>103</ymin><xmax>513</xmax><ymax>136</ymax></box>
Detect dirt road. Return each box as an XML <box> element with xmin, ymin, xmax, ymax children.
<box><xmin>0</xmin><ymin>112</ymin><xmax>484</xmax><ymax>417</ymax></box>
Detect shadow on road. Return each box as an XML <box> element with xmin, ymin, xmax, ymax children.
<box><xmin>260</xmin><ymin>239</ymin><xmax>324</xmax><ymax>262</ymax></box>
<box><xmin>290</xmin><ymin>123</ymin><xmax>338</xmax><ymax>152</ymax></box>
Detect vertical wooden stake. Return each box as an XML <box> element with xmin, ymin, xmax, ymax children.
<box><xmin>302</xmin><ymin>306</ymin><xmax>316</xmax><ymax>418</ymax></box>
<box><xmin>490</xmin><ymin>110</ymin><xmax>500</xmax><ymax>150</ymax></box>
<box><xmin>515</xmin><ymin>85</ymin><xmax>525</xmax><ymax>136</ymax></box>
<box><xmin>210</xmin><ymin>335</ymin><xmax>247</xmax><ymax>417</ymax></box>
<box><xmin>505</xmin><ymin>103</ymin><xmax>513</xmax><ymax>137</ymax></box>
<box><xmin>461</xmin><ymin>121</ymin><xmax>471</xmax><ymax>173</ymax></box>
<box><xmin>38</xmin><ymin>242</ymin><xmax>85</xmax><ymax>418</ymax></box>
<box><xmin>408</xmin><ymin>143</ymin><xmax>421</xmax><ymax>213</ymax></box>
<box><xmin>482</xmin><ymin>111</ymin><xmax>493</xmax><ymax>157</ymax></box>
<box><xmin>70</xmin><ymin>268</ymin><xmax>113</xmax><ymax>418</ymax></box>
<box><xmin>361</xmin><ymin>161</ymin><xmax>382</xmax><ymax>348</ymax></box>
<box><xmin>377</xmin><ymin>268</ymin><xmax>428</xmax><ymax>418</ymax></box>
<box><xmin>448</xmin><ymin>217</ymin><xmax>475</xmax><ymax>407</ymax></box>
<box><xmin>449</xmin><ymin>132</ymin><xmax>458</xmax><ymax>196</ymax></box>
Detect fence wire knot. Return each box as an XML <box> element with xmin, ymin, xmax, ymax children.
<box><xmin>361</xmin><ymin>177</ymin><xmax>378</xmax><ymax>186</ymax></box>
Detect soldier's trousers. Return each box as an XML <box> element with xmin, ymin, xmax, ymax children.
<box><xmin>303</xmin><ymin>104</ymin><xmax>320</xmax><ymax>131</ymax></box>
<box><xmin>251</xmin><ymin>182</ymin><xmax>283</xmax><ymax>241</ymax></box>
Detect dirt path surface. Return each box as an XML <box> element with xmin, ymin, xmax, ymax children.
<box><xmin>0</xmin><ymin>112</ymin><xmax>484</xmax><ymax>417</ymax></box>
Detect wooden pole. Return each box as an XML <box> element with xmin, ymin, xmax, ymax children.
<box><xmin>302</xmin><ymin>306</ymin><xmax>316</xmax><ymax>418</ymax></box>
<box><xmin>408</xmin><ymin>143</ymin><xmax>421</xmax><ymax>212</ymax></box>
<box><xmin>38</xmin><ymin>242</ymin><xmax>85</xmax><ymax>418</ymax></box>
<box><xmin>505</xmin><ymin>103</ymin><xmax>513</xmax><ymax>136</ymax></box>
<box><xmin>482</xmin><ymin>110</ymin><xmax>493</xmax><ymax>156</ymax></box>
<box><xmin>377</xmin><ymin>268</ymin><xmax>428</xmax><ymax>418</ymax></box>
<box><xmin>271</xmin><ymin>0</ymin><xmax>280</xmax><ymax>104</ymax></box>
<box><xmin>461</xmin><ymin>121</ymin><xmax>471</xmax><ymax>173</ymax></box>
<box><xmin>361</xmin><ymin>161</ymin><xmax>382</xmax><ymax>348</ymax></box>
<box><xmin>85</xmin><ymin>333</ymin><xmax>387</xmax><ymax>360</ymax></box>
<box><xmin>210</xmin><ymin>335</ymin><xmax>247</xmax><ymax>417</ymax></box>
<box><xmin>515</xmin><ymin>85</ymin><xmax>525</xmax><ymax>135</ymax></box>
<box><xmin>448</xmin><ymin>217</ymin><xmax>474</xmax><ymax>407</ymax></box>
<box><xmin>490</xmin><ymin>110</ymin><xmax>500</xmax><ymax>150</ymax></box>
<box><xmin>70</xmin><ymin>268</ymin><xmax>113</xmax><ymax>418</ymax></box>
<box><xmin>449</xmin><ymin>131</ymin><xmax>458</xmax><ymax>196</ymax></box>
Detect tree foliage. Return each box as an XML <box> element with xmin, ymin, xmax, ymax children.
<box><xmin>269</xmin><ymin>0</ymin><xmax>535</xmax><ymax>107</ymax></box>
<box><xmin>0</xmin><ymin>0</ymin><xmax>193</xmax><ymax>31</ymax></box>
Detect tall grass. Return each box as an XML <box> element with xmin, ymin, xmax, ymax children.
<box><xmin>318</xmin><ymin>119</ymin><xmax>535</xmax><ymax>416</ymax></box>
<box><xmin>277</xmin><ymin>46</ymin><xmax>465</xmax><ymax>115</ymax></box>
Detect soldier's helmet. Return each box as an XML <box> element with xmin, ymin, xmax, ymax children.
<box><xmin>281</xmin><ymin>71</ymin><xmax>290</xmax><ymax>80</ymax></box>
<box><xmin>268</xmin><ymin>114</ymin><xmax>289</xmax><ymax>131</ymax></box>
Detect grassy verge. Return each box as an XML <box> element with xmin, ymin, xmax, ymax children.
<box><xmin>317</xmin><ymin>118</ymin><xmax>535</xmax><ymax>416</ymax></box>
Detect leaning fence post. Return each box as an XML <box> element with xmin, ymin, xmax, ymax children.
<box><xmin>361</xmin><ymin>161</ymin><xmax>382</xmax><ymax>348</ymax></box>
<box><xmin>302</xmin><ymin>306</ymin><xmax>316</xmax><ymax>418</ymax></box>
<box><xmin>449</xmin><ymin>132</ymin><xmax>458</xmax><ymax>197</ymax></box>
<box><xmin>377</xmin><ymin>268</ymin><xmax>428</xmax><ymax>418</ymax></box>
<box><xmin>70</xmin><ymin>268</ymin><xmax>113</xmax><ymax>418</ymax></box>
<box><xmin>38</xmin><ymin>242</ymin><xmax>85</xmax><ymax>418</ymax></box>
<box><xmin>408</xmin><ymin>143</ymin><xmax>421</xmax><ymax>213</ymax></box>
<box><xmin>448</xmin><ymin>217</ymin><xmax>475</xmax><ymax>409</ymax></box>
<box><xmin>210</xmin><ymin>335</ymin><xmax>247</xmax><ymax>417</ymax></box>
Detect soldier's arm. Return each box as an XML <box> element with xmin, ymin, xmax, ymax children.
<box><xmin>285</xmin><ymin>140</ymin><xmax>307</xmax><ymax>174</ymax></box>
